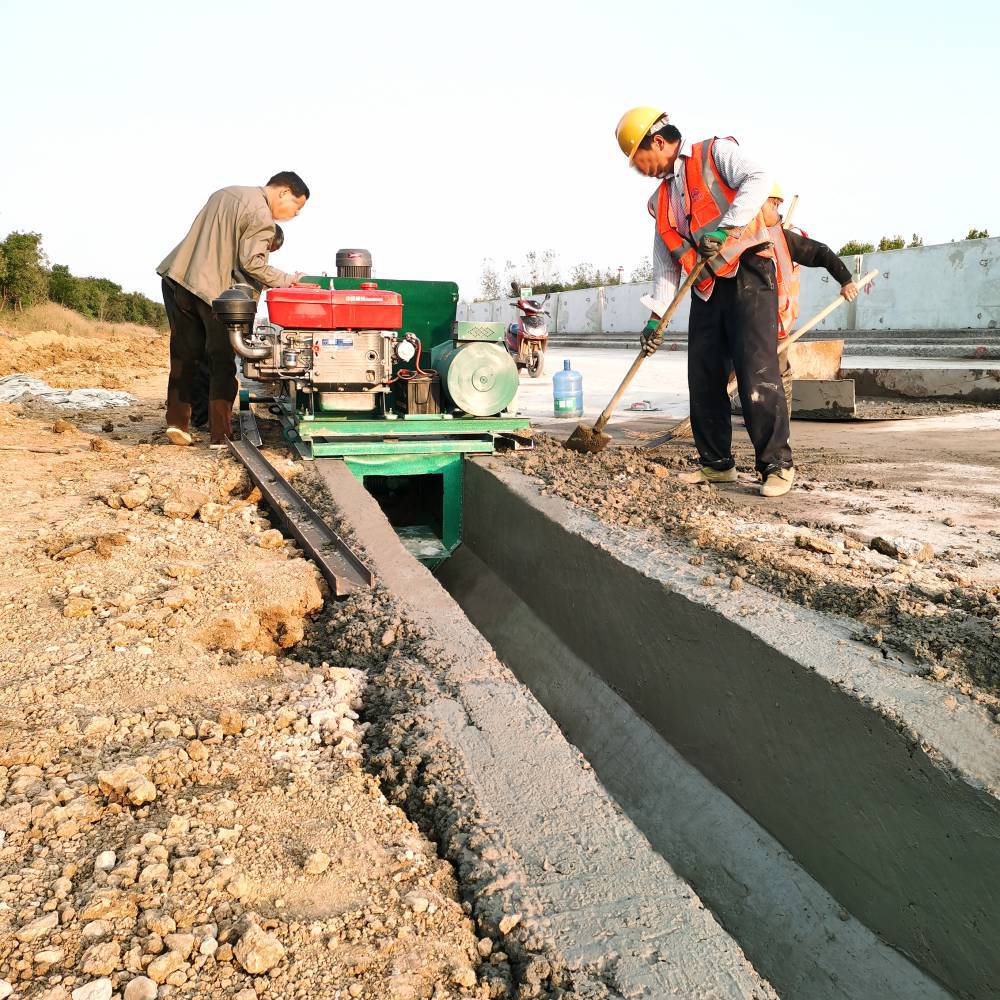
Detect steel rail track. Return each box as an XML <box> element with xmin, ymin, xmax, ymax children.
<box><xmin>227</xmin><ymin>410</ymin><xmax>373</xmax><ymax>596</ymax></box>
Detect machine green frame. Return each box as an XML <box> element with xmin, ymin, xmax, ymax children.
<box><xmin>343</xmin><ymin>452</ymin><xmax>464</xmax><ymax>568</ymax></box>
<box><xmin>254</xmin><ymin>274</ymin><xmax>530</xmax><ymax>565</ymax></box>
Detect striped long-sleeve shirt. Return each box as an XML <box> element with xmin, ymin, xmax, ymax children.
<box><xmin>649</xmin><ymin>138</ymin><xmax>772</xmax><ymax>310</ymax></box>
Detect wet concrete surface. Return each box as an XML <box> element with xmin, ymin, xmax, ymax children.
<box><xmin>516</xmin><ymin>348</ymin><xmax>1000</xmax><ymax>430</ymax></box>
<box><xmin>438</xmin><ymin>540</ymin><xmax>952</xmax><ymax>1000</ymax></box>
<box><xmin>449</xmin><ymin>458</ymin><xmax>1000</xmax><ymax>999</ymax></box>
<box><xmin>313</xmin><ymin>460</ymin><xmax>779</xmax><ymax>998</ymax></box>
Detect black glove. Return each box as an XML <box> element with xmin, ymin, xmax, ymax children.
<box><xmin>640</xmin><ymin>318</ymin><xmax>662</xmax><ymax>356</ymax></box>
<box><xmin>697</xmin><ymin>229</ymin><xmax>727</xmax><ymax>259</ymax></box>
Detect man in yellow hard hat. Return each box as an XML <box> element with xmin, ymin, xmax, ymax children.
<box><xmin>761</xmin><ymin>183</ymin><xmax>859</xmax><ymax>415</ymax></box>
<box><xmin>616</xmin><ymin>108</ymin><xmax>792</xmax><ymax>497</ymax></box>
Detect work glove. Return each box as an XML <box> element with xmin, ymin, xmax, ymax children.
<box><xmin>697</xmin><ymin>229</ymin><xmax>728</xmax><ymax>259</ymax></box>
<box><xmin>640</xmin><ymin>318</ymin><xmax>663</xmax><ymax>356</ymax></box>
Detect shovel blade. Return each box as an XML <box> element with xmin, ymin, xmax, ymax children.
<box><xmin>564</xmin><ymin>424</ymin><xmax>611</xmax><ymax>454</ymax></box>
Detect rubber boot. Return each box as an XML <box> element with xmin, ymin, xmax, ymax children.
<box><xmin>209</xmin><ymin>398</ymin><xmax>234</xmax><ymax>446</ymax></box>
<box><xmin>165</xmin><ymin>380</ymin><xmax>193</xmax><ymax>445</ymax></box>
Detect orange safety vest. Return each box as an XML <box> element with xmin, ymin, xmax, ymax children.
<box><xmin>770</xmin><ymin>224</ymin><xmax>800</xmax><ymax>339</ymax></box>
<box><xmin>652</xmin><ymin>136</ymin><xmax>776</xmax><ymax>297</ymax></box>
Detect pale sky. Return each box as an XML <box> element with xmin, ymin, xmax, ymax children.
<box><xmin>2</xmin><ymin>0</ymin><xmax>997</xmax><ymax>304</ymax></box>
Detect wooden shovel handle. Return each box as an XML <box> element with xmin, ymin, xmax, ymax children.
<box><xmin>592</xmin><ymin>259</ymin><xmax>708</xmax><ymax>434</ymax></box>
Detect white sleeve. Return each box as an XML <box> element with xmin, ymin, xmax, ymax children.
<box><xmin>651</xmin><ymin>230</ymin><xmax>680</xmax><ymax>314</ymax></box>
<box><xmin>712</xmin><ymin>138</ymin><xmax>772</xmax><ymax>230</ymax></box>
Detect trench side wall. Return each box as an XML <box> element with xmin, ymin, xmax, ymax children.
<box><xmin>461</xmin><ymin>459</ymin><xmax>1000</xmax><ymax>1000</ymax></box>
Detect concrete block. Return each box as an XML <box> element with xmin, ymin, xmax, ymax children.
<box><xmin>843</xmin><ymin>366</ymin><xmax>1000</xmax><ymax>402</ymax></box>
<box><xmin>791</xmin><ymin>378</ymin><xmax>856</xmax><ymax>419</ymax></box>
<box><xmin>786</xmin><ymin>339</ymin><xmax>843</xmax><ymax>379</ymax></box>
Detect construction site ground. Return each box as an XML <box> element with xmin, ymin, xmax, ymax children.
<box><xmin>0</xmin><ymin>307</ymin><xmax>490</xmax><ymax>1000</ymax></box>
<box><xmin>4</xmin><ymin>310</ymin><xmax>999</xmax><ymax>999</ymax></box>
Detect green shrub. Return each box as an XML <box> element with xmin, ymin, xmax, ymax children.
<box><xmin>0</xmin><ymin>231</ymin><xmax>49</xmax><ymax>311</ymax></box>
<box><xmin>877</xmin><ymin>235</ymin><xmax>906</xmax><ymax>251</ymax></box>
<box><xmin>837</xmin><ymin>239</ymin><xmax>875</xmax><ymax>255</ymax></box>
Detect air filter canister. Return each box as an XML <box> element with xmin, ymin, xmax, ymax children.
<box><xmin>336</xmin><ymin>248</ymin><xmax>373</xmax><ymax>279</ymax></box>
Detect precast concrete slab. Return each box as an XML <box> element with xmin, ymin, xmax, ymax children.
<box><xmin>790</xmin><ymin>378</ymin><xmax>857</xmax><ymax>419</ymax></box>
<box><xmin>314</xmin><ymin>461</ymin><xmax>778</xmax><ymax>999</ymax></box>
<box><xmin>452</xmin><ymin>459</ymin><xmax>1000</xmax><ymax>1000</ymax></box>
<box><xmin>843</xmin><ymin>366</ymin><xmax>1000</xmax><ymax>403</ymax></box>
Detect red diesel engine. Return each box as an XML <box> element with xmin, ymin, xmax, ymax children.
<box><xmin>241</xmin><ymin>282</ymin><xmax>408</xmax><ymax>413</ymax></box>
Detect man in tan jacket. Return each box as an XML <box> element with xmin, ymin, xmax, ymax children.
<box><xmin>157</xmin><ymin>171</ymin><xmax>309</xmax><ymax>446</ymax></box>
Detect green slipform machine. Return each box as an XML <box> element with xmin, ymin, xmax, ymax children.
<box><xmin>212</xmin><ymin>248</ymin><xmax>530</xmax><ymax>566</ymax></box>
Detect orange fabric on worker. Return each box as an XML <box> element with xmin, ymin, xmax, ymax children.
<box><xmin>769</xmin><ymin>224</ymin><xmax>801</xmax><ymax>339</ymax></box>
<box><xmin>652</xmin><ymin>137</ymin><xmax>776</xmax><ymax>297</ymax></box>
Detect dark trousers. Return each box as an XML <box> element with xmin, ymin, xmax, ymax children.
<box><xmin>687</xmin><ymin>254</ymin><xmax>792</xmax><ymax>476</ymax></box>
<box><xmin>161</xmin><ymin>278</ymin><xmax>238</xmax><ymax>443</ymax></box>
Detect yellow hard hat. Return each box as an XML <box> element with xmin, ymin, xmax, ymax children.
<box><xmin>615</xmin><ymin>107</ymin><xmax>667</xmax><ymax>162</ymax></box>
<box><xmin>769</xmin><ymin>182</ymin><xmax>783</xmax><ymax>201</ymax></box>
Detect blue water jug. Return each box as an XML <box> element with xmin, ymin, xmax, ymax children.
<box><xmin>553</xmin><ymin>359</ymin><xmax>583</xmax><ymax>418</ymax></box>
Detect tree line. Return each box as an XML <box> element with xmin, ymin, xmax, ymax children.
<box><xmin>838</xmin><ymin>228</ymin><xmax>990</xmax><ymax>255</ymax></box>
<box><xmin>0</xmin><ymin>231</ymin><xmax>167</xmax><ymax>329</ymax></box>
<box><xmin>478</xmin><ymin>250</ymin><xmax>653</xmax><ymax>301</ymax></box>
<box><xmin>480</xmin><ymin>228</ymin><xmax>994</xmax><ymax>300</ymax></box>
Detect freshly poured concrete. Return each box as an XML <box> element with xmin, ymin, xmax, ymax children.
<box><xmin>316</xmin><ymin>461</ymin><xmax>778</xmax><ymax>998</ymax></box>
<box><xmin>514</xmin><ymin>348</ymin><xmax>997</xmax><ymax>430</ymax></box>
<box><xmin>452</xmin><ymin>459</ymin><xmax>1000</xmax><ymax>1000</ymax></box>
<box><xmin>438</xmin><ymin>543</ymin><xmax>951</xmax><ymax>1000</ymax></box>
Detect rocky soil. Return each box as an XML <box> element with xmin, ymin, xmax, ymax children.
<box><xmin>507</xmin><ymin>433</ymin><xmax>1000</xmax><ymax>712</ymax></box>
<box><xmin>0</xmin><ymin>332</ymin><xmax>492</xmax><ymax>998</ymax></box>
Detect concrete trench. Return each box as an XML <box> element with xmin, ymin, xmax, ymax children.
<box><xmin>316</xmin><ymin>458</ymin><xmax>1000</xmax><ymax>999</ymax></box>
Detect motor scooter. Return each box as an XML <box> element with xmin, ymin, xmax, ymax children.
<box><xmin>505</xmin><ymin>293</ymin><xmax>549</xmax><ymax>378</ymax></box>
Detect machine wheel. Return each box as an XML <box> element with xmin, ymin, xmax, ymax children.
<box><xmin>527</xmin><ymin>348</ymin><xmax>545</xmax><ymax>379</ymax></box>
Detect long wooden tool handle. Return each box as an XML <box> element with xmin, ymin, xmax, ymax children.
<box><xmin>783</xmin><ymin>194</ymin><xmax>799</xmax><ymax>229</ymax></box>
<box><xmin>656</xmin><ymin>269</ymin><xmax>878</xmax><ymax>444</ymax></box>
<box><xmin>777</xmin><ymin>268</ymin><xmax>878</xmax><ymax>353</ymax></box>
<box><xmin>592</xmin><ymin>259</ymin><xmax>708</xmax><ymax>434</ymax></box>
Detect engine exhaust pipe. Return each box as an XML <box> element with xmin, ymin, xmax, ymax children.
<box><xmin>227</xmin><ymin>326</ymin><xmax>272</xmax><ymax>361</ymax></box>
<box><xmin>212</xmin><ymin>285</ymin><xmax>272</xmax><ymax>360</ymax></box>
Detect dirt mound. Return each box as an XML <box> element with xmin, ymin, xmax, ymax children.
<box><xmin>0</xmin><ymin>303</ymin><xmax>167</xmax><ymax>390</ymax></box>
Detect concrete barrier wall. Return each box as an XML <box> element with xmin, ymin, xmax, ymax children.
<box><xmin>459</xmin><ymin>236</ymin><xmax>1000</xmax><ymax>335</ymax></box>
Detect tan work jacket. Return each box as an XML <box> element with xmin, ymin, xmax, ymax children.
<box><xmin>157</xmin><ymin>186</ymin><xmax>294</xmax><ymax>304</ymax></box>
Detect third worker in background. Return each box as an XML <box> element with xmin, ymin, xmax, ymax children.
<box><xmin>762</xmin><ymin>184</ymin><xmax>858</xmax><ymax>414</ymax></box>
<box><xmin>616</xmin><ymin>108</ymin><xmax>793</xmax><ymax>497</ymax></box>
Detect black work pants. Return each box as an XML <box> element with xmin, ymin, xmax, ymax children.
<box><xmin>687</xmin><ymin>254</ymin><xmax>792</xmax><ymax>476</ymax></box>
<box><xmin>161</xmin><ymin>278</ymin><xmax>238</xmax><ymax>443</ymax></box>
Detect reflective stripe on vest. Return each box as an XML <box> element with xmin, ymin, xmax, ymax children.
<box><xmin>654</xmin><ymin>137</ymin><xmax>775</xmax><ymax>295</ymax></box>
<box><xmin>770</xmin><ymin>225</ymin><xmax>801</xmax><ymax>339</ymax></box>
